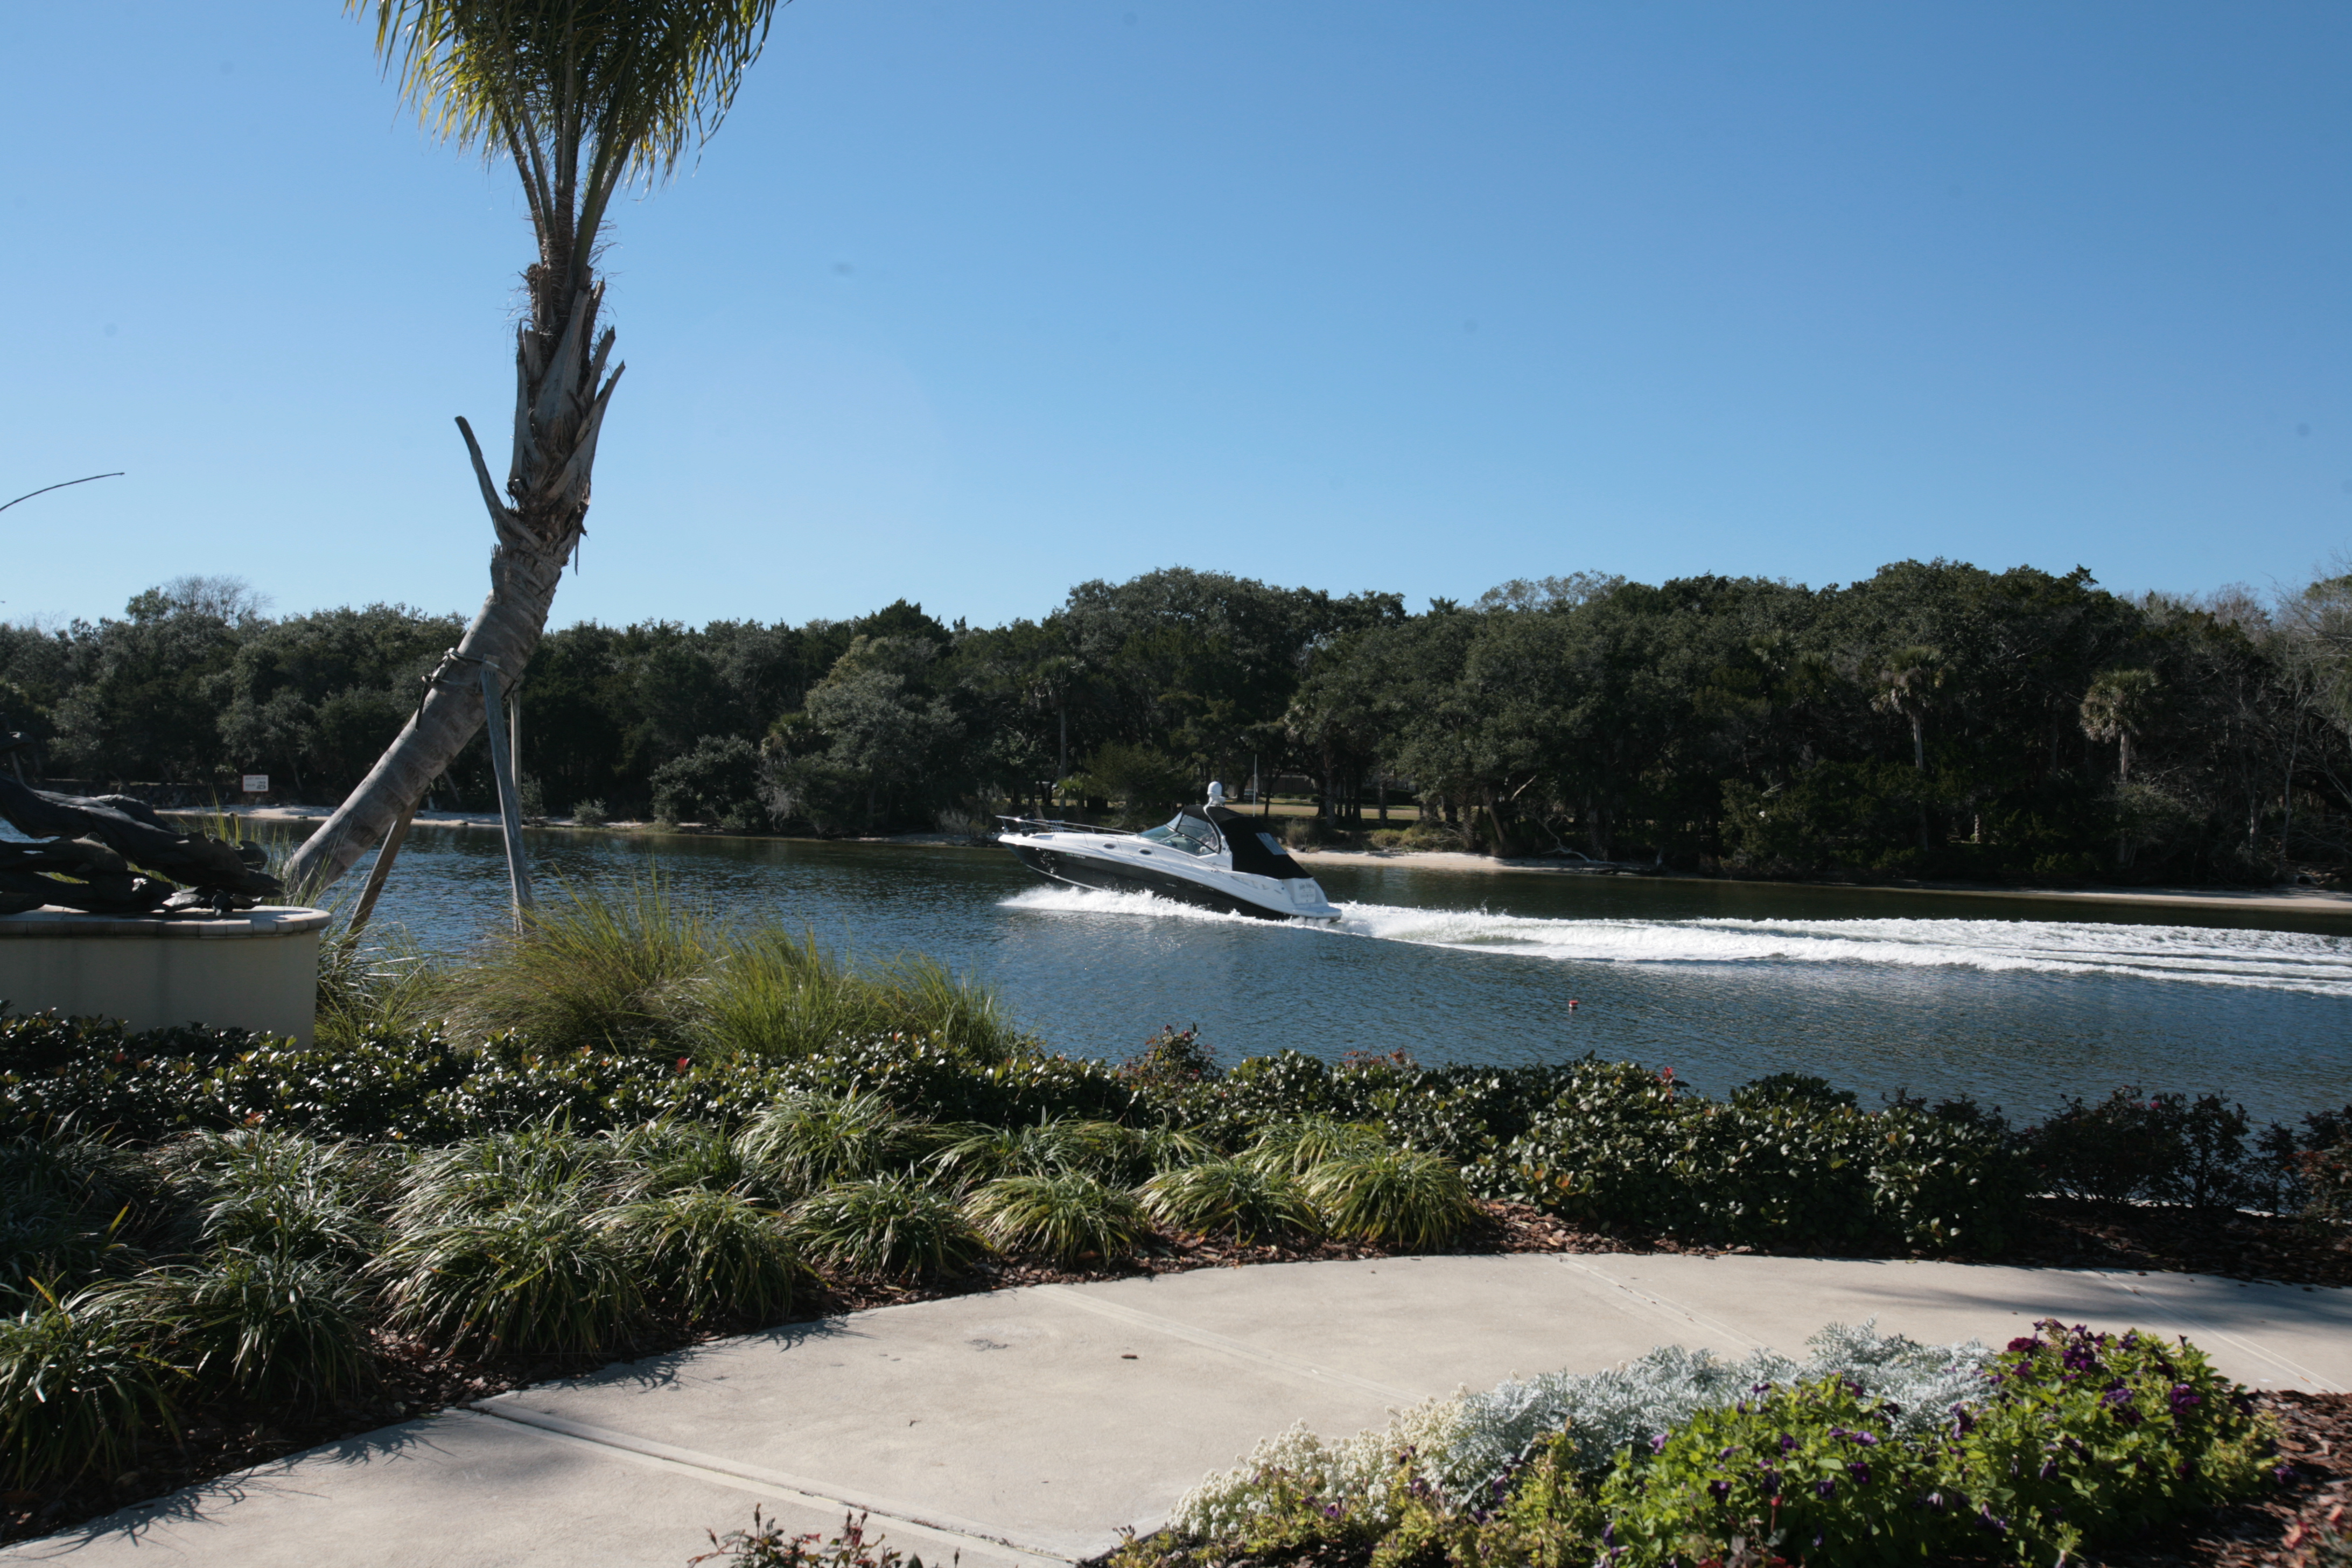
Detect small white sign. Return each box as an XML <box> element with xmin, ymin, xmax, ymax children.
<box><xmin>241</xmin><ymin>774</ymin><xmax>270</xmax><ymax>794</ymax></box>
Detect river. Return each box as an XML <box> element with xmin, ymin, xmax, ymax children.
<box><xmin>317</xmin><ymin>825</ymin><xmax>2352</xmax><ymax>1127</ymax></box>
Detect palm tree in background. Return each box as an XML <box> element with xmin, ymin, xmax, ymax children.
<box><xmin>1869</xmin><ymin>646</ymin><xmax>1943</xmax><ymax>772</ymax></box>
<box><xmin>2078</xmin><ymin>667</ymin><xmax>2159</xmax><ymax>783</ymax></box>
<box><xmin>285</xmin><ymin>0</ymin><xmax>780</xmax><ymax>894</ymax></box>
<box><xmin>1870</xmin><ymin>646</ymin><xmax>1943</xmax><ymax>851</ymax></box>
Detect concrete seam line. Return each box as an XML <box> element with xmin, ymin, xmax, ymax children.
<box><xmin>1032</xmin><ymin>1285</ymin><xmax>1421</xmax><ymax>1402</ymax></box>
<box><xmin>1551</xmin><ymin>1257</ymin><xmax>1767</xmax><ymax>1351</ymax></box>
<box><xmin>462</xmin><ymin>1402</ymin><xmax>1081</xmax><ymax>1564</ymax></box>
<box><xmin>2068</xmin><ymin>1273</ymin><xmax>2342</xmax><ymax>1394</ymax></box>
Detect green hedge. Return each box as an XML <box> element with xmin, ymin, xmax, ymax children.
<box><xmin>6</xmin><ymin>1012</ymin><xmax>2347</xmax><ymax>1258</ymax></box>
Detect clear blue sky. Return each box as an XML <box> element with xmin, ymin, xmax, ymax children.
<box><xmin>4</xmin><ymin>3</ymin><xmax>2347</xmax><ymax>632</ymax></box>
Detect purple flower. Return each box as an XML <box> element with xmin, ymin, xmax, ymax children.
<box><xmin>1816</xmin><ymin>1479</ymin><xmax>1837</xmax><ymax>1499</ymax></box>
<box><xmin>1780</xmin><ymin>1434</ymin><xmax>1797</xmax><ymax>1453</ymax></box>
<box><xmin>1708</xmin><ymin>1480</ymin><xmax>1731</xmax><ymax>1500</ymax></box>
<box><xmin>2006</xmin><ymin>1336</ymin><xmax>2041</xmax><ymax>1354</ymax></box>
<box><xmin>2274</xmin><ymin>1464</ymin><xmax>2298</xmax><ymax>1486</ymax></box>
<box><xmin>2168</xmin><ymin>1384</ymin><xmax>2202</xmax><ymax>1415</ymax></box>
<box><xmin>1851</xmin><ymin>1431</ymin><xmax>1879</xmax><ymax>1447</ymax></box>
<box><xmin>1650</xmin><ymin>1433</ymin><xmax>1668</xmax><ymax>1455</ymax></box>
<box><xmin>1848</xmin><ymin>1462</ymin><xmax>1872</xmax><ymax>1486</ymax></box>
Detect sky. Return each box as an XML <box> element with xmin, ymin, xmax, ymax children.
<box><xmin>3</xmin><ymin>2</ymin><xmax>2348</xmax><ymax>633</ymax></box>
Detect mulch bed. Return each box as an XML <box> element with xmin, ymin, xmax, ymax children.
<box><xmin>8</xmin><ymin>1202</ymin><xmax>2347</xmax><ymax>1551</ymax></box>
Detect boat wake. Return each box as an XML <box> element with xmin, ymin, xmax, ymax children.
<box><xmin>1002</xmin><ymin>886</ymin><xmax>2352</xmax><ymax>996</ymax></box>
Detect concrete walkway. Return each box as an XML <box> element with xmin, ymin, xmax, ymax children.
<box><xmin>12</xmin><ymin>1255</ymin><xmax>2350</xmax><ymax>1568</ymax></box>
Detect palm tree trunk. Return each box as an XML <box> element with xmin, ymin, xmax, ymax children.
<box><xmin>283</xmin><ymin>283</ymin><xmax>620</xmax><ymax>897</ymax></box>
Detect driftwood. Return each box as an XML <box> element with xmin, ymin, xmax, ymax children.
<box><xmin>0</xmin><ymin>776</ymin><xmax>283</xmax><ymax>917</ymax></box>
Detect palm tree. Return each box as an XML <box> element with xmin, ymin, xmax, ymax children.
<box><xmin>284</xmin><ymin>0</ymin><xmax>779</xmax><ymax>894</ymax></box>
<box><xmin>1870</xmin><ymin>646</ymin><xmax>1943</xmax><ymax>851</ymax></box>
<box><xmin>1869</xmin><ymin>647</ymin><xmax>1943</xmax><ymax>771</ymax></box>
<box><xmin>2078</xmin><ymin>667</ymin><xmax>2159</xmax><ymax>782</ymax></box>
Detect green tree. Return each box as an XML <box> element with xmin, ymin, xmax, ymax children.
<box><xmin>285</xmin><ymin>0</ymin><xmax>781</xmax><ymax>892</ymax></box>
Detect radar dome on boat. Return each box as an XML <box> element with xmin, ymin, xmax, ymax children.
<box><xmin>1207</xmin><ymin>781</ymin><xmax>1226</xmax><ymax>805</ymax></box>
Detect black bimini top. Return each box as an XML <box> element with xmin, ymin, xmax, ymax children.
<box><xmin>1205</xmin><ymin>806</ymin><xmax>1313</xmax><ymax>880</ymax></box>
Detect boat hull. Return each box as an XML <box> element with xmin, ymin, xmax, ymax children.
<box><xmin>1007</xmin><ymin>842</ymin><xmax>1319</xmax><ymax>921</ymax></box>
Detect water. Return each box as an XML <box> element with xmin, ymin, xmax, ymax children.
<box><xmin>319</xmin><ymin>825</ymin><xmax>2352</xmax><ymax>1126</ymax></box>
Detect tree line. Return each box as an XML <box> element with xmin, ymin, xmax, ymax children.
<box><xmin>5</xmin><ymin>559</ymin><xmax>2349</xmax><ymax>884</ymax></box>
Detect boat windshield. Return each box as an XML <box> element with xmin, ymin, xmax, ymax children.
<box><xmin>1137</xmin><ymin>813</ymin><xmax>1221</xmax><ymax>856</ymax></box>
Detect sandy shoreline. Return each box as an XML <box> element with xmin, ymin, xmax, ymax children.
<box><xmin>192</xmin><ymin>804</ymin><xmax>2352</xmax><ymax>919</ymax></box>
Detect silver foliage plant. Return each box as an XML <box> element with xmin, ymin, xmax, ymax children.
<box><xmin>1171</xmin><ymin>1320</ymin><xmax>1990</xmax><ymax>1537</ymax></box>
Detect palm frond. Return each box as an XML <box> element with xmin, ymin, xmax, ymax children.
<box><xmin>356</xmin><ymin>0</ymin><xmax>781</xmax><ymax>276</ymax></box>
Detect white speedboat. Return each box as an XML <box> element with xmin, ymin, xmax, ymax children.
<box><xmin>997</xmin><ymin>783</ymin><xmax>1341</xmax><ymax>922</ymax></box>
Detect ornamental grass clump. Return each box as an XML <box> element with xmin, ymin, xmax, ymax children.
<box><xmin>606</xmin><ymin>1119</ymin><xmax>774</xmax><ymax>1201</ymax></box>
<box><xmin>607</xmin><ymin>1190</ymin><xmax>798</xmax><ymax>1322</ymax></box>
<box><xmin>443</xmin><ymin>877</ymin><xmax>719</xmax><ymax>1055</ymax></box>
<box><xmin>697</xmin><ymin>924</ymin><xmax>1022</xmax><ymax>1062</ymax></box>
<box><xmin>1140</xmin><ymin>1159</ymin><xmax>1319</xmax><ymax>1244</ymax></box>
<box><xmin>1244</xmin><ymin>1117</ymin><xmax>1390</xmax><ymax>1176</ymax></box>
<box><xmin>393</xmin><ymin>1124</ymin><xmax>619</xmax><ymax>1228</ymax></box>
<box><xmin>791</xmin><ymin>1174</ymin><xmax>983</xmax><ymax>1280</ymax></box>
<box><xmin>1303</xmin><ymin>1148</ymin><xmax>1478</xmax><ymax>1250</ymax></box>
<box><xmin>0</xmin><ymin>1283</ymin><xmax>182</xmax><ymax>1492</ymax></box>
<box><xmin>164</xmin><ymin>1129</ymin><xmax>388</xmax><ymax>1269</ymax></box>
<box><xmin>734</xmin><ymin>1092</ymin><xmax>933</xmax><ymax>1193</ymax></box>
<box><xmin>964</xmin><ymin>1172</ymin><xmax>1145</xmax><ymax>1265</ymax></box>
<box><xmin>0</xmin><ymin>1135</ymin><xmax>162</xmax><ymax>1293</ymax></box>
<box><xmin>931</xmin><ymin>1116</ymin><xmax>1141</xmax><ymax>1189</ymax></box>
<box><xmin>155</xmin><ymin>1248</ymin><xmax>376</xmax><ymax>1404</ymax></box>
<box><xmin>375</xmin><ymin>1196</ymin><xmax>645</xmax><ymax>1357</ymax></box>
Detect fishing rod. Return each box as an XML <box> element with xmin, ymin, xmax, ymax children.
<box><xmin>0</xmin><ymin>472</ymin><xmax>124</xmax><ymax>515</ymax></box>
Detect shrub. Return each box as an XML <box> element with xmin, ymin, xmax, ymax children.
<box><xmin>964</xmin><ymin>1172</ymin><xmax>1144</xmax><ymax>1265</ymax></box>
<box><xmin>1730</xmin><ymin>1073</ymin><xmax>1858</xmax><ymax>1112</ymax></box>
<box><xmin>1161</xmin><ymin>1321</ymin><xmax>2273</xmax><ymax>1568</ymax></box>
<box><xmin>1304</xmin><ymin>1149</ymin><xmax>1478</xmax><ymax>1250</ymax></box>
<box><xmin>1489</xmin><ymin>1061</ymin><xmax>2029</xmax><ymax>1253</ymax></box>
<box><xmin>157</xmin><ymin>1248</ymin><xmax>375</xmax><ymax>1404</ymax></box>
<box><xmin>790</xmin><ymin>1175</ymin><xmax>983</xmax><ymax>1280</ymax></box>
<box><xmin>1140</xmin><ymin>1159</ymin><xmax>1318</xmax><ymax>1243</ymax></box>
<box><xmin>1600</xmin><ymin>1321</ymin><xmax>2269</xmax><ymax>1566</ymax></box>
<box><xmin>571</xmin><ymin>798</ymin><xmax>609</xmax><ymax>828</ymax></box>
<box><xmin>734</xmin><ymin>1092</ymin><xmax>933</xmax><ymax>1194</ymax></box>
<box><xmin>1172</xmin><ymin>1322</ymin><xmax>1987</xmax><ymax>1537</ymax></box>
<box><xmin>1118</xmin><ymin>1024</ymin><xmax>1220</xmax><ymax>1090</ymax></box>
<box><xmin>607</xmin><ymin>1191</ymin><xmax>798</xmax><ymax>1323</ymax></box>
<box><xmin>375</xmin><ymin>1198</ymin><xmax>645</xmax><ymax>1356</ymax></box>
<box><xmin>2032</xmin><ymin>1088</ymin><xmax>2260</xmax><ymax>1209</ymax></box>
<box><xmin>0</xmin><ymin>1283</ymin><xmax>182</xmax><ymax>1491</ymax></box>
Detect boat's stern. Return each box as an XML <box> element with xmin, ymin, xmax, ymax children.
<box><xmin>1284</xmin><ymin>876</ymin><xmax>1342</xmax><ymax>921</ymax></box>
